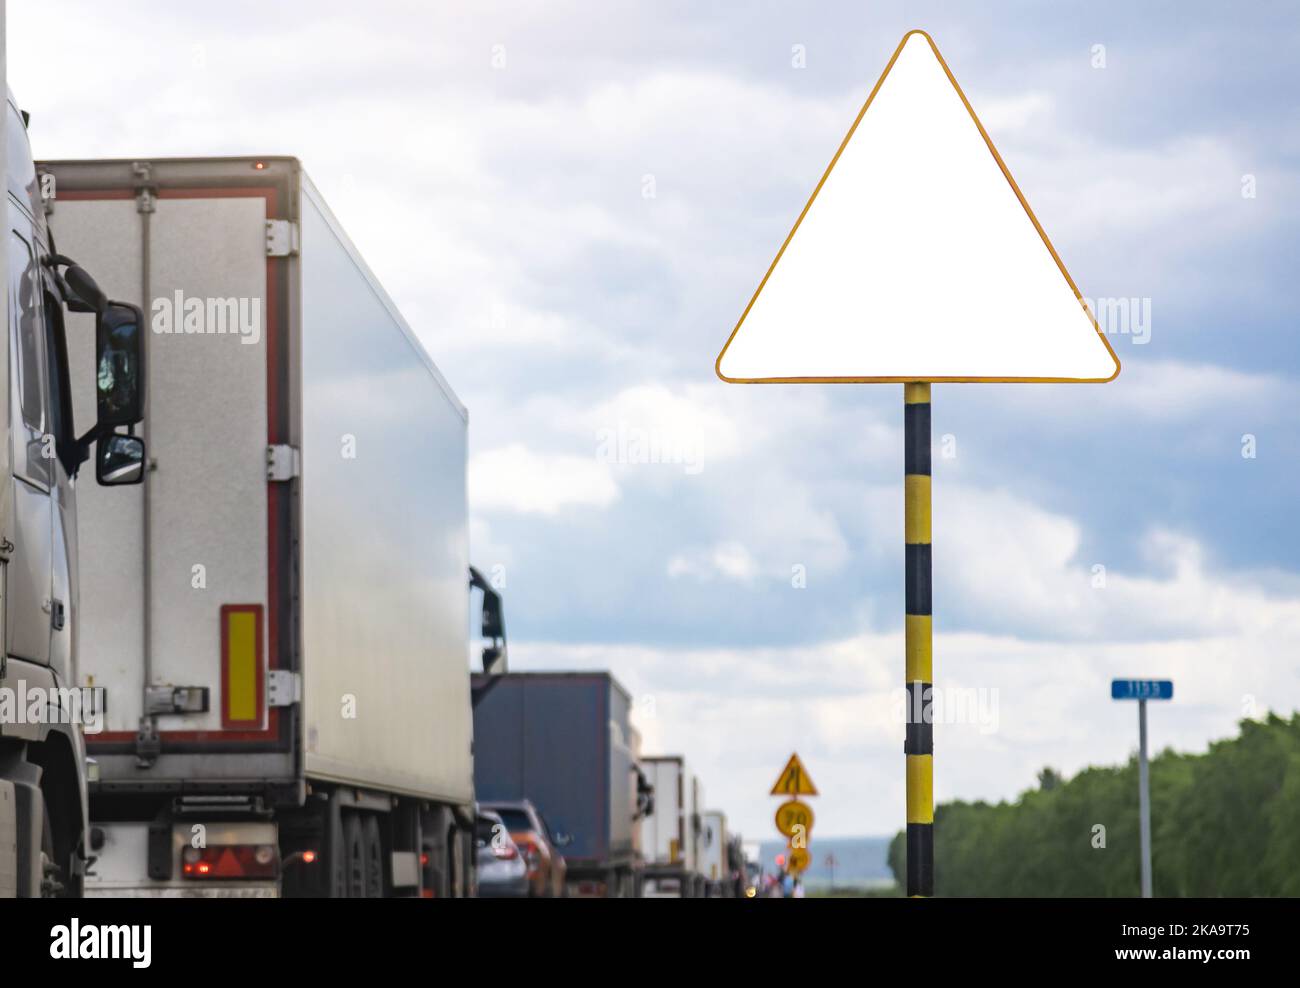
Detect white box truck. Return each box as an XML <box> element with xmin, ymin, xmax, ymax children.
<box><xmin>638</xmin><ymin>755</ymin><xmax>707</xmax><ymax>897</ymax></box>
<box><xmin>699</xmin><ymin>809</ymin><xmax>727</xmax><ymax>897</ymax></box>
<box><xmin>39</xmin><ymin>156</ymin><xmax>491</xmax><ymax>897</ymax></box>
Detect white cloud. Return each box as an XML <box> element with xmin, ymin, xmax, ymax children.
<box><xmin>585</xmin><ymin>383</ymin><xmax>749</xmax><ymax>469</ymax></box>
<box><xmin>856</xmin><ymin>482</ymin><xmax>1300</xmax><ymax>641</ymax></box>
<box><xmin>469</xmin><ymin>444</ymin><xmax>619</xmax><ymax>515</ymax></box>
<box><xmin>975</xmin><ymin>92</ymin><xmax>1054</xmax><ymax>131</ymax></box>
<box><xmin>1106</xmin><ymin>361</ymin><xmax>1290</xmax><ymax>422</ymax></box>
<box><xmin>513</xmin><ymin>547</ymin><xmax>1300</xmax><ymax>837</ymax></box>
<box><xmin>507</xmin><ymin>478</ymin><xmax>1300</xmax><ymax>837</ymax></box>
<box><xmin>668</xmin><ymin>542</ymin><xmax>760</xmax><ymax>583</ymax></box>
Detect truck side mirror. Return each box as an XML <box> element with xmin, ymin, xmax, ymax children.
<box><xmin>481</xmin><ymin>645</ymin><xmax>506</xmax><ymax>676</ymax></box>
<box><xmin>469</xmin><ymin>566</ymin><xmax>508</xmax><ymax>675</ymax></box>
<box><xmin>633</xmin><ymin>768</ymin><xmax>655</xmax><ymax>820</ymax></box>
<box><xmin>96</xmin><ymin>301</ymin><xmax>146</xmax><ymax>428</ymax></box>
<box><xmin>64</xmin><ymin>263</ymin><xmax>108</xmax><ymax>313</ymax></box>
<box><xmin>44</xmin><ymin>253</ymin><xmax>106</xmax><ymax>314</ymax></box>
<box><xmin>480</xmin><ymin>584</ymin><xmax>505</xmax><ymax>639</ymax></box>
<box><xmin>97</xmin><ymin>432</ymin><xmax>146</xmax><ymax>486</ymax></box>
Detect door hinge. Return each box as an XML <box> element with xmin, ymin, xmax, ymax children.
<box><xmin>267</xmin><ymin>670</ymin><xmax>301</xmax><ymax>708</ymax></box>
<box><xmin>133</xmin><ymin>163</ymin><xmax>156</xmax><ymax>214</ymax></box>
<box><xmin>266</xmin><ymin>219</ymin><xmax>299</xmax><ymax>257</ymax></box>
<box><xmin>266</xmin><ymin>444</ymin><xmax>301</xmax><ymax>482</ymax></box>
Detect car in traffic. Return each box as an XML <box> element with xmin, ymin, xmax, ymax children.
<box><xmin>481</xmin><ymin>800</ymin><xmax>568</xmax><ymax>897</ymax></box>
<box><xmin>475</xmin><ymin>809</ymin><xmax>530</xmax><ymax>898</ymax></box>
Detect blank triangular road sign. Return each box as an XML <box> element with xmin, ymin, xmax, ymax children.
<box><xmin>716</xmin><ymin>30</ymin><xmax>1120</xmax><ymax>383</ymax></box>
<box><xmin>770</xmin><ymin>753</ymin><xmax>819</xmax><ymax>796</ymax></box>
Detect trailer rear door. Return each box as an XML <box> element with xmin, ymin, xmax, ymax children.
<box><xmin>50</xmin><ymin>165</ymin><xmax>294</xmax><ymax>773</ymax></box>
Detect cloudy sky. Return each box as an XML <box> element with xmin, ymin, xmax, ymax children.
<box><xmin>13</xmin><ymin>1</ymin><xmax>1299</xmax><ymax>838</ymax></box>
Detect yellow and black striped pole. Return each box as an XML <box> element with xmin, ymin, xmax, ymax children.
<box><xmin>904</xmin><ymin>382</ymin><xmax>934</xmax><ymax>897</ymax></box>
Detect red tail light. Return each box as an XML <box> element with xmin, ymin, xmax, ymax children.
<box><xmin>181</xmin><ymin>844</ymin><xmax>279</xmax><ymax>880</ymax></box>
<box><xmin>513</xmin><ymin>836</ymin><xmax>541</xmax><ymax>869</ymax></box>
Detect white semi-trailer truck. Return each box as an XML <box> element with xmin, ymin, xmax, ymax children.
<box><xmin>40</xmin><ymin>156</ymin><xmax>491</xmax><ymax>897</ymax></box>
<box><xmin>639</xmin><ymin>755</ymin><xmax>707</xmax><ymax>897</ymax></box>
<box><xmin>698</xmin><ymin>809</ymin><xmax>728</xmax><ymax>897</ymax></box>
<box><xmin>0</xmin><ymin>91</ymin><xmax>148</xmax><ymax>897</ymax></box>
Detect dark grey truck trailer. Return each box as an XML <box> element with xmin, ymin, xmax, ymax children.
<box><xmin>472</xmin><ymin>672</ymin><xmax>648</xmax><ymax>897</ymax></box>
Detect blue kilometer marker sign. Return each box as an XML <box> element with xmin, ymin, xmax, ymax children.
<box><xmin>1111</xmin><ymin>679</ymin><xmax>1174</xmax><ymax>701</ymax></box>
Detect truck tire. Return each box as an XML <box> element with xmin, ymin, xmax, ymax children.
<box><xmin>343</xmin><ymin>811</ymin><xmax>367</xmax><ymax>898</ymax></box>
<box><xmin>362</xmin><ymin>814</ymin><xmax>384</xmax><ymax>898</ymax></box>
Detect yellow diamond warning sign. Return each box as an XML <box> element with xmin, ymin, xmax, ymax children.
<box><xmin>770</xmin><ymin>753</ymin><xmax>818</xmax><ymax>797</ymax></box>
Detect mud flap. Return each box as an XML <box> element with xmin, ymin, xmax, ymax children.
<box><xmin>0</xmin><ymin>780</ymin><xmax>16</xmax><ymax>896</ymax></box>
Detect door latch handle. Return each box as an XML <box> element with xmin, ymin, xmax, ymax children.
<box><xmin>51</xmin><ymin>598</ymin><xmax>66</xmax><ymax>631</ymax></box>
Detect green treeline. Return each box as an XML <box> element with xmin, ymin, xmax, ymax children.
<box><xmin>888</xmin><ymin>713</ymin><xmax>1300</xmax><ymax>896</ymax></box>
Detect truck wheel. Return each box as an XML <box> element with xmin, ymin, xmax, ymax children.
<box><xmin>343</xmin><ymin>811</ymin><xmax>366</xmax><ymax>898</ymax></box>
<box><xmin>362</xmin><ymin>814</ymin><xmax>384</xmax><ymax>898</ymax></box>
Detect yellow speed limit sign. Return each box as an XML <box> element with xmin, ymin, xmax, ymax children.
<box><xmin>786</xmin><ymin>847</ymin><xmax>811</xmax><ymax>875</ymax></box>
<box><xmin>774</xmin><ymin>799</ymin><xmax>815</xmax><ymax>839</ymax></box>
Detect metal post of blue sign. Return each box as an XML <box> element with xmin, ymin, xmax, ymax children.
<box><xmin>1137</xmin><ymin>698</ymin><xmax>1151</xmax><ymax>898</ymax></box>
<box><xmin>1112</xmin><ymin>679</ymin><xmax>1172</xmax><ymax>898</ymax></box>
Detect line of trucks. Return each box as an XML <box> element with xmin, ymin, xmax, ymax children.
<box><xmin>472</xmin><ymin>672</ymin><xmax>751</xmax><ymax>898</ymax></box>
<box><xmin>0</xmin><ymin>88</ymin><xmax>750</xmax><ymax>897</ymax></box>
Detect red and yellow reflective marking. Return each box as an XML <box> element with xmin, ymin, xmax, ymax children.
<box><xmin>221</xmin><ymin>604</ymin><xmax>264</xmax><ymax>728</ymax></box>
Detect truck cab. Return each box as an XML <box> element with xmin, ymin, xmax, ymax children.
<box><xmin>0</xmin><ymin>88</ymin><xmax>146</xmax><ymax>897</ymax></box>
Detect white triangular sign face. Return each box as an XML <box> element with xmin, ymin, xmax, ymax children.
<box><xmin>716</xmin><ymin>30</ymin><xmax>1120</xmax><ymax>383</ymax></box>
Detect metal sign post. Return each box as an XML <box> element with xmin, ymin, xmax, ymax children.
<box><xmin>1137</xmin><ymin>697</ymin><xmax>1151</xmax><ymax>899</ymax></box>
<box><xmin>904</xmin><ymin>383</ymin><xmax>933</xmax><ymax>897</ymax></box>
<box><xmin>1112</xmin><ymin>679</ymin><xmax>1173</xmax><ymax>897</ymax></box>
